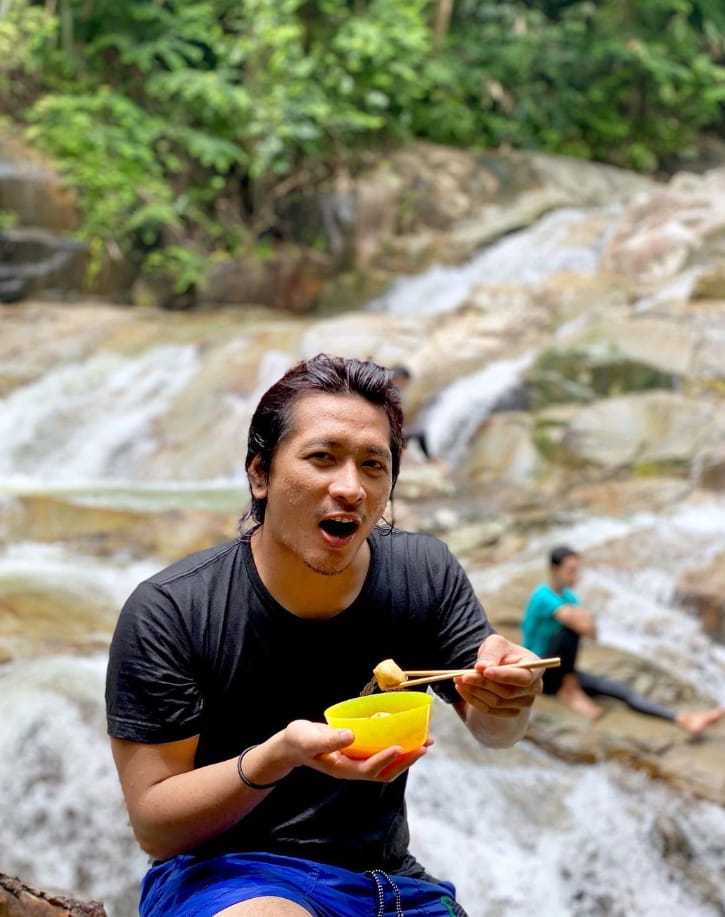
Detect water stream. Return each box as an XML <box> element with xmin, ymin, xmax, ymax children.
<box><xmin>1</xmin><ymin>205</ymin><xmax>724</xmax><ymax>916</ymax></box>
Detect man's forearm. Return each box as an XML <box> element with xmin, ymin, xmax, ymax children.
<box><xmin>463</xmin><ymin>704</ymin><xmax>532</xmax><ymax>749</ymax></box>
<box><xmin>127</xmin><ymin>734</ymin><xmax>293</xmax><ymax>861</ymax></box>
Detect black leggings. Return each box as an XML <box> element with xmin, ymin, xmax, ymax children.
<box><xmin>542</xmin><ymin>627</ymin><xmax>676</xmax><ymax>722</ymax></box>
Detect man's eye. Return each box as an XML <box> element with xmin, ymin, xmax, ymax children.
<box><xmin>363</xmin><ymin>460</ymin><xmax>387</xmax><ymax>472</ymax></box>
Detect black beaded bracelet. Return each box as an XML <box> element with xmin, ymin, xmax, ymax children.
<box><xmin>236</xmin><ymin>744</ymin><xmax>282</xmax><ymax>790</ymax></box>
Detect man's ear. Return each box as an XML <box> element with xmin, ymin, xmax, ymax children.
<box><xmin>247</xmin><ymin>455</ymin><xmax>268</xmax><ymax>499</ymax></box>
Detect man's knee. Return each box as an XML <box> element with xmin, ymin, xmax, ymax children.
<box><xmin>215</xmin><ymin>897</ymin><xmax>314</xmax><ymax>917</ymax></box>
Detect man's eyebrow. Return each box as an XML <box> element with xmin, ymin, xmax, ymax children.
<box><xmin>300</xmin><ymin>438</ymin><xmax>391</xmax><ymax>457</ymax></box>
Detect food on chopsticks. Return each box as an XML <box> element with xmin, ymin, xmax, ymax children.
<box><xmin>371</xmin><ymin>655</ymin><xmax>561</xmax><ymax>692</ymax></box>
<box><xmin>372</xmin><ymin>658</ymin><xmax>407</xmax><ymax>690</ymax></box>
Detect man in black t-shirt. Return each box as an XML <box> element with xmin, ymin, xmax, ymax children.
<box><xmin>106</xmin><ymin>354</ymin><xmax>545</xmax><ymax>917</ymax></box>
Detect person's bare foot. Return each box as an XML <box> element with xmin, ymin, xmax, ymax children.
<box><xmin>674</xmin><ymin>707</ymin><xmax>725</xmax><ymax>737</ymax></box>
<box><xmin>556</xmin><ymin>674</ymin><xmax>604</xmax><ymax>719</ymax></box>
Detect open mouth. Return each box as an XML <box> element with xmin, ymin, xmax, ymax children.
<box><xmin>319</xmin><ymin>518</ymin><xmax>360</xmax><ymax>539</ymax></box>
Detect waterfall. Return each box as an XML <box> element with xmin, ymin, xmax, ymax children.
<box><xmin>0</xmin><ymin>346</ymin><xmax>198</xmax><ymax>483</ymax></box>
<box><xmin>2</xmin><ymin>645</ymin><xmax>723</xmax><ymax>917</ymax></box>
<box><xmin>2</xmin><ymin>202</ymin><xmax>724</xmax><ymax>916</ymax></box>
<box><xmin>0</xmin><ymin>656</ymin><xmax>148</xmax><ymax>917</ymax></box>
<box><xmin>367</xmin><ymin>207</ymin><xmax>611</xmax><ymax>317</ymax></box>
<box><xmin>423</xmin><ymin>354</ymin><xmax>533</xmax><ymax>465</ymax></box>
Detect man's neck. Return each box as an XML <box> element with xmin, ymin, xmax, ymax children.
<box><xmin>250</xmin><ymin>530</ymin><xmax>371</xmax><ymax>619</ymax></box>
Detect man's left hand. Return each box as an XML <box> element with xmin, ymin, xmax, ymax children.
<box><xmin>456</xmin><ymin>633</ymin><xmax>544</xmax><ymax>715</ymax></box>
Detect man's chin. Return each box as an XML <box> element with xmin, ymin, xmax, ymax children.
<box><xmin>304</xmin><ymin>556</ymin><xmax>353</xmax><ymax>577</ymax></box>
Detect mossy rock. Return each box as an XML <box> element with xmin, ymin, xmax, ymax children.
<box><xmin>527</xmin><ymin>345</ymin><xmax>678</xmax><ymax>409</ymax></box>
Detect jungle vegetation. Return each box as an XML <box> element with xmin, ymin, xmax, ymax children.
<box><xmin>2</xmin><ymin>0</ymin><xmax>725</xmax><ymax>290</ymax></box>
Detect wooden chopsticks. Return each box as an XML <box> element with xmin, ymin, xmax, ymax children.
<box><xmin>397</xmin><ymin>656</ymin><xmax>560</xmax><ymax>689</ymax></box>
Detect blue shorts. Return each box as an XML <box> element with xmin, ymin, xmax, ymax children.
<box><xmin>139</xmin><ymin>851</ymin><xmax>468</xmax><ymax>917</ymax></box>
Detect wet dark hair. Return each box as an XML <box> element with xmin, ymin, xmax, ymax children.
<box><xmin>241</xmin><ymin>353</ymin><xmax>405</xmax><ymax>528</ymax></box>
<box><xmin>550</xmin><ymin>545</ymin><xmax>579</xmax><ymax>567</ymax></box>
<box><xmin>390</xmin><ymin>365</ymin><xmax>412</xmax><ymax>384</ymax></box>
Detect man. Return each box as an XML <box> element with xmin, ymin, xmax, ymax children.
<box><xmin>390</xmin><ymin>364</ymin><xmax>435</xmax><ymax>464</ymax></box>
<box><xmin>522</xmin><ymin>545</ymin><xmax>725</xmax><ymax>734</ymax></box>
<box><xmin>106</xmin><ymin>354</ymin><xmax>544</xmax><ymax>917</ymax></box>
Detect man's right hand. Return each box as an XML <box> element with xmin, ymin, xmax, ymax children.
<box><xmin>280</xmin><ymin>719</ymin><xmax>431</xmax><ymax>783</ymax></box>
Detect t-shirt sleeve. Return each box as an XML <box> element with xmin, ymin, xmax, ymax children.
<box><xmin>419</xmin><ymin>538</ymin><xmax>494</xmax><ymax>704</ymax></box>
<box><xmin>530</xmin><ymin>587</ymin><xmax>564</xmax><ymax>622</ymax></box>
<box><xmin>522</xmin><ymin>585</ymin><xmax>579</xmax><ymax>651</ymax></box>
<box><xmin>105</xmin><ymin>580</ymin><xmax>204</xmax><ymax>744</ymax></box>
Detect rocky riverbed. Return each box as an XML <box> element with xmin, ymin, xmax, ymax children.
<box><xmin>1</xmin><ymin>142</ymin><xmax>724</xmax><ymax>915</ymax></box>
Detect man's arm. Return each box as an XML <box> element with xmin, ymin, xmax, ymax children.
<box><xmin>452</xmin><ymin>633</ymin><xmax>544</xmax><ymax>749</ymax></box>
<box><xmin>554</xmin><ymin>603</ymin><xmax>597</xmax><ymax>638</ymax></box>
<box><xmin>111</xmin><ymin>721</ymin><xmax>430</xmax><ymax>861</ymax></box>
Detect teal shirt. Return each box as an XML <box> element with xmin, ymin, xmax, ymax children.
<box><xmin>522</xmin><ymin>583</ymin><xmax>579</xmax><ymax>658</ymax></box>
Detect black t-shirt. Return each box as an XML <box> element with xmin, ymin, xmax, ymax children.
<box><xmin>105</xmin><ymin>526</ymin><xmax>493</xmax><ymax>874</ymax></box>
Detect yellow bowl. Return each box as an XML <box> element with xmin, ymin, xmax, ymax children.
<box><xmin>324</xmin><ymin>691</ymin><xmax>432</xmax><ymax>759</ymax></box>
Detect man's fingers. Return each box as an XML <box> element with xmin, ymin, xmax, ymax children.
<box><xmin>458</xmin><ymin>672</ymin><xmax>542</xmax><ymax>700</ymax></box>
<box><xmin>457</xmin><ymin>681</ymin><xmax>538</xmax><ymax>711</ymax></box>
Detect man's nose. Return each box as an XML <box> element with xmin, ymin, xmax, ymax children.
<box><xmin>329</xmin><ymin>461</ymin><xmax>364</xmax><ymax>503</ymax></box>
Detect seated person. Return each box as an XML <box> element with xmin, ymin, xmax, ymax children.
<box><xmin>522</xmin><ymin>545</ymin><xmax>725</xmax><ymax>737</ymax></box>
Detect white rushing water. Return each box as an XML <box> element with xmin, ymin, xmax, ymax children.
<box><xmin>0</xmin><ymin>346</ymin><xmax>199</xmax><ymax>483</ymax></box>
<box><xmin>0</xmin><ymin>655</ymin><xmax>149</xmax><ymax>917</ymax></box>
<box><xmin>367</xmin><ymin>207</ymin><xmax>612</xmax><ymax>317</ymax></box>
<box><xmin>423</xmin><ymin>354</ymin><xmax>533</xmax><ymax>465</ymax></box>
<box><xmin>2</xmin><ymin>650</ymin><xmax>723</xmax><ymax>917</ymax></box>
<box><xmin>2</xmin><ymin>651</ymin><xmax>724</xmax><ymax>917</ymax></box>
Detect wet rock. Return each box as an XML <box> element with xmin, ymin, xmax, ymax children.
<box><xmin>525</xmin><ymin>645</ymin><xmax>725</xmax><ymax>806</ymax></box>
<box><xmin>200</xmin><ymin>245</ymin><xmax>330</xmax><ymax>313</ymax></box>
<box><xmin>464</xmin><ymin>411</ymin><xmax>552</xmax><ymax>489</ymax></box>
<box><xmin>0</xmin><ymin>495</ymin><xmax>238</xmax><ymax>563</ymax></box>
<box><xmin>563</xmin><ymin>477</ymin><xmax>693</xmax><ymax>517</ymax></box>
<box><xmin>559</xmin><ymin>391</ymin><xmax>719</xmax><ymax>471</ymax></box>
<box><xmin>526</xmin><ymin>314</ymin><xmax>694</xmax><ymax>409</ymax></box>
<box><xmin>0</xmin><ymin>872</ymin><xmax>107</xmax><ymax>916</ymax></box>
<box><xmin>650</xmin><ymin>816</ymin><xmax>725</xmax><ymax>913</ymax></box>
<box><xmin>0</xmin><ymin>229</ymin><xmax>88</xmax><ymax>300</ymax></box>
<box><xmin>676</xmin><ymin>551</ymin><xmax>725</xmax><ymax>643</ymax></box>
<box><xmin>0</xmin><ymin>139</ymin><xmax>79</xmax><ymax>233</ymax></box>
<box><xmin>602</xmin><ymin>167</ymin><xmax>725</xmax><ymax>284</ymax></box>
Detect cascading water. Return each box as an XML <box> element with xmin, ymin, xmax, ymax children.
<box><xmin>422</xmin><ymin>355</ymin><xmax>533</xmax><ymax>466</ymax></box>
<box><xmin>0</xmin><ymin>347</ymin><xmax>199</xmax><ymax>482</ymax></box>
<box><xmin>366</xmin><ymin>207</ymin><xmax>611</xmax><ymax>317</ymax></box>
<box><xmin>1</xmin><ymin>204</ymin><xmax>724</xmax><ymax>917</ymax></box>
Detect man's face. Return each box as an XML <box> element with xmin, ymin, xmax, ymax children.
<box><xmin>250</xmin><ymin>391</ymin><xmax>393</xmax><ymax>577</ymax></box>
<box><xmin>554</xmin><ymin>555</ymin><xmax>581</xmax><ymax>590</ymax></box>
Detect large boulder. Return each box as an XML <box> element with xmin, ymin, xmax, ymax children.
<box><xmin>526</xmin><ymin>315</ymin><xmax>694</xmax><ymax>409</ymax></box>
<box><xmin>557</xmin><ymin>391</ymin><xmax>720</xmax><ymax>472</ymax></box>
<box><xmin>0</xmin><ymin>138</ymin><xmax>134</xmax><ymax>303</ymax></box>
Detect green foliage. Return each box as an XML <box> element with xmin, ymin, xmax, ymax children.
<box><xmin>26</xmin><ymin>89</ymin><xmax>177</xmax><ymax>251</ymax></box>
<box><xmin>443</xmin><ymin>0</ymin><xmax>725</xmax><ymax>169</ymax></box>
<box><xmin>4</xmin><ymin>0</ymin><xmax>725</xmax><ymax>298</ymax></box>
<box><xmin>143</xmin><ymin>245</ymin><xmax>209</xmax><ymax>294</ymax></box>
<box><xmin>0</xmin><ymin>1</ymin><xmax>58</xmax><ymax>103</ymax></box>
<box><xmin>0</xmin><ymin>209</ymin><xmax>19</xmax><ymax>230</ymax></box>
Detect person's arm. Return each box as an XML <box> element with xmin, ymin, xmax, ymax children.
<box><xmin>453</xmin><ymin>633</ymin><xmax>544</xmax><ymax>748</ymax></box>
<box><xmin>112</xmin><ymin>721</ymin><xmax>429</xmax><ymax>861</ymax></box>
<box><xmin>554</xmin><ymin>603</ymin><xmax>597</xmax><ymax>638</ymax></box>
